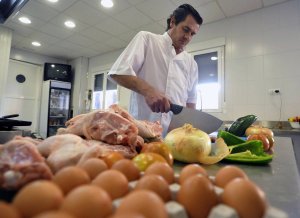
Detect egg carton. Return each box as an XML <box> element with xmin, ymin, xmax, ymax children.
<box><xmin>112</xmin><ymin>173</ymin><xmax>288</xmax><ymax>218</ymax></box>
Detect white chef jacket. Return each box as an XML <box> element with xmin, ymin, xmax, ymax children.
<box><xmin>108</xmin><ymin>31</ymin><xmax>198</xmax><ymax>136</ymax></box>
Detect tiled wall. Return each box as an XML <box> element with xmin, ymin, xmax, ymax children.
<box><xmin>193</xmin><ymin>0</ymin><xmax>300</xmax><ymax>121</ymax></box>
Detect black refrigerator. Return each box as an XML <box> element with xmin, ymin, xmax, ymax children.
<box><xmin>39</xmin><ymin>80</ymin><xmax>71</xmax><ymax>138</ymax></box>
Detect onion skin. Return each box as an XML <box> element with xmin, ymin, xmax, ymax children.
<box><xmin>245</xmin><ymin>126</ymin><xmax>274</xmax><ymax>148</ymax></box>
<box><xmin>247</xmin><ymin>134</ymin><xmax>270</xmax><ymax>151</ymax></box>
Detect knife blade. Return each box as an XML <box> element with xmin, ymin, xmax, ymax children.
<box><xmin>168</xmin><ymin>104</ymin><xmax>223</xmax><ymax>133</ymax></box>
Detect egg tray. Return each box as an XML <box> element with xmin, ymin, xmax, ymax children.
<box><xmin>113</xmin><ymin>173</ymin><xmax>288</xmax><ymax>218</ymax></box>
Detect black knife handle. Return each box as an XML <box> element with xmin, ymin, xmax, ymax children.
<box><xmin>170</xmin><ymin>104</ymin><xmax>183</xmax><ymax>115</ymax></box>
<box><xmin>1</xmin><ymin>114</ymin><xmax>19</xmax><ymax>119</ymax></box>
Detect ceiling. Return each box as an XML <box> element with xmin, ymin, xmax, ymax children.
<box><xmin>2</xmin><ymin>0</ymin><xmax>290</xmax><ymax>61</ymax></box>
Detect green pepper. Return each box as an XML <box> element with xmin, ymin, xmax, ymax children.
<box><xmin>224</xmin><ymin>151</ymin><xmax>273</xmax><ymax>164</ymax></box>
<box><xmin>223</xmin><ymin>139</ymin><xmax>273</xmax><ymax>164</ymax></box>
<box><xmin>217</xmin><ymin>130</ymin><xmax>246</xmax><ymax>145</ymax></box>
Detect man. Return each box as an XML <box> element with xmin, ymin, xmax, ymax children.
<box><xmin>108</xmin><ymin>4</ymin><xmax>203</xmax><ymax>135</ymax></box>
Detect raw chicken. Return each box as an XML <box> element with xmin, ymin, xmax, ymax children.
<box><xmin>0</xmin><ymin>138</ymin><xmax>53</xmax><ymax>190</ymax></box>
<box><xmin>37</xmin><ymin>134</ymin><xmax>137</xmax><ymax>173</ymax></box>
<box><xmin>109</xmin><ymin>104</ymin><xmax>163</xmax><ymax>138</ymax></box>
<box><xmin>57</xmin><ymin>110</ymin><xmax>139</xmax><ymax>147</ymax></box>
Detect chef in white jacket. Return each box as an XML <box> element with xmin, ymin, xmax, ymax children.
<box><xmin>108</xmin><ymin>4</ymin><xmax>203</xmax><ymax>135</ymax></box>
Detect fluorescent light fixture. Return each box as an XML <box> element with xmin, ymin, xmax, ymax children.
<box><xmin>47</xmin><ymin>0</ymin><xmax>58</xmax><ymax>3</ymax></box>
<box><xmin>64</xmin><ymin>20</ymin><xmax>76</xmax><ymax>28</ymax></box>
<box><xmin>211</xmin><ymin>56</ymin><xmax>218</xmax><ymax>61</ymax></box>
<box><xmin>101</xmin><ymin>0</ymin><xmax>113</xmax><ymax>8</ymax></box>
<box><xmin>51</xmin><ymin>64</ymin><xmax>55</xmax><ymax>68</ymax></box>
<box><xmin>18</xmin><ymin>16</ymin><xmax>31</xmax><ymax>24</ymax></box>
<box><xmin>32</xmin><ymin>41</ymin><xmax>41</xmax><ymax>47</ymax></box>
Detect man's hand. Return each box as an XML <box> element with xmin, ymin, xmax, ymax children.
<box><xmin>144</xmin><ymin>89</ymin><xmax>171</xmax><ymax>113</ymax></box>
<box><xmin>110</xmin><ymin>75</ymin><xmax>170</xmax><ymax>113</ymax></box>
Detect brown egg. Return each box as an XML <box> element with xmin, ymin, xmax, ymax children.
<box><xmin>13</xmin><ymin>181</ymin><xmax>64</xmax><ymax>218</ymax></box>
<box><xmin>79</xmin><ymin>158</ymin><xmax>108</xmax><ymax>180</ymax></box>
<box><xmin>111</xmin><ymin>159</ymin><xmax>141</xmax><ymax>181</ymax></box>
<box><xmin>179</xmin><ymin>164</ymin><xmax>208</xmax><ymax>184</ymax></box>
<box><xmin>144</xmin><ymin>162</ymin><xmax>175</xmax><ymax>184</ymax></box>
<box><xmin>92</xmin><ymin>169</ymin><xmax>129</xmax><ymax>200</ymax></box>
<box><xmin>135</xmin><ymin>174</ymin><xmax>171</xmax><ymax>202</ymax></box>
<box><xmin>215</xmin><ymin>165</ymin><xmax>248</xmax><ymax>188</ymax></box>
<box><xmin>222</xmin><ymin>178</ymin><xmax>267</xmax><ymax>218</ymax></box>
<box><xmin>53</xmin><ymin>166</ymin><xmax>90</xmax><ymax>195</ymax></box>
<box><xmin>102</xmin><ymin>152</ymin><xmax>125</xmax><ymax>168</ymax></box>
<box><xmin>32</xmin><ymin>211</ymin><xmax>75</xmax><ymax>218</ymax></box>
<box><xmin>116</xmin><ymin>190</ymin><xmax>168</xmax><ymax>218</ymax></box>
<box><xmin>0</xmin><ymin>201</ymin><xmax>21</xmax><ymax>218</ymax></box>
<box><xmin>177</xmin><ymin>174</ymin><xmax>218</xmax><ymax>218</ymax></box>
<box><xmin>108</xmin><ymin>213</ymin><xmax>146</xmax><ymax>218</ymax></box>
<box><xmin>61</xmin><ymin>185</ymin><xmax>113</xmax><ymax>218</ymax></box>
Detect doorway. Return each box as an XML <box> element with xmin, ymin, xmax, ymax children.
<box><xmin>0</xmin><ymin>59</ymin><xmax>42</xmax><ymax>132</ymax></box>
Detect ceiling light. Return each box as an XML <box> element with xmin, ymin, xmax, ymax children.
<box><xmin>47</xmin><ymin>0</ymin><xmax>59</xmax><ymax>3</ymax></box>
<box><xmin>51</xmin><ymin>64</ymin><xmax>55</xmax><ymax>68</ymax></box>
<box><xmin>209</xmin><ymin>73</ymin><xmax>215</xmax><ymax>77</ymax></box>
<box><xmin>211</xmin><ymin>56</ymin><xmax>218</xmax><ymax>61</ymax></box>
<box><xmin>64</xmin><ymin>20</ymin><xmax>76</xmax><ymax>28</ymax></box>
<box><xmin>18</xmin><ymin>16</ymin><xmax>31</xmax><ymax>24</ymax></box>
<box><xmin>101</xmin><ymin>0</ymin><xmax>113</xmax><ymax>8</ymax></box>
<box><xmin>32</xmin><ymin>41</ymin><xmax>41</xmax><ymax>47</ymax></box>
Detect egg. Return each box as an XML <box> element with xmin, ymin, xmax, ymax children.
<box><xmin>0</xmin><ymin>201</ymin><xmax>21</xmax><ymax>218</ymax></box>
<box><xmin>222</xmin><ymin>178</ymin><xmax>267</xmax><ymax>218</ymax></box>
<box><xmin>102</xmin><ymin>152</ymin><xmax>125</xmax><ymax>168</ymax></box>
<box><xmin>144</xmin><ymin>162</ymin><xmax>175</xmax><ymax>184</ymax></box>
<box><xmin>111</xmin><ymin>159</ymin><xmax>141</xmax><ymax>181</ymax></box>
<box><xmin>108</xmin><ymin>213</ymin><xmax>146</xmax><ymax>218</ymax></box>
<box><xmin>92</xmin><ymin>169</ymin><xmax>129</xmax><ymax>200</ymax></box>
<box><xmin>115</xmin><ymin>190</ymin><xmax>168</xmax><ymax>218</ymax></box>
<box><xmin>53</xmin><ymin>166</ymin><xmax>90</xmax><ymax>195</ymax></box>
<box><xmin>13</xmin><ymin>181</ymin><xmax>64</xmax><ymax>218</ymax></box>
<box><xmin>61</xmin><ymin>185</ymin><xmax>113</xmax><ymax>218</ymax></box>
<box><xmin>32</xmin><ymin>211</ymin><xmax>75</xmax><ymax>218</ymax></box>
<box><xmin>135</xmin><ymin>174</ymin><xmax>171</xmax><ymax>202</ymax></box>
<box><xmin>215</xmin><ymin>165</ymin><xmax>248</xmax><ymax>188</ymax></box>
<box><xmin>177</xmin><ymin>174</ymin><xmax>218</xmax><ymax>218</ymax></box>
<box><xmin>79</xmin><ymin>158</ymin><xmax>108</xmax><ymax>180</ymax></box>
<box><xmin>179</xmin><ymin>164</ymin><xmax>208</xmax><ymax>184</ymax></box>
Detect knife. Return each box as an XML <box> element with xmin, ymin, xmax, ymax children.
<box><xmin>167</xmin><ymin>104</ymin><xmax>223</xmax><ymax>133</ymax></box>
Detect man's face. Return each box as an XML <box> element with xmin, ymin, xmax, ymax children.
<box><xmin>169</xmin><ymin>14</ymin><xmax>200</xmax><ymax>52</ymax></box>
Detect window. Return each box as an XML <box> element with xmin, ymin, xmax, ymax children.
<box><xmin>191</xmin><ymin>46</ymin><xmax>224</xmax><ymax>112</ymax></box>
<box><xmin>92</xmin><ymin>72</ymin><xmax>118</xmax><ymax>110</ymax></box>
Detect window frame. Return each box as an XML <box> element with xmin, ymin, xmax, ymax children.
<box><xmin>190</xmin><ymin>46</ymin><xmax>225</xmax><ymax>113</ymax></box>
<box><xmin>91</xmin><ymin>70</ymin><xmax>119</xmax><ymax>110</ymax></box>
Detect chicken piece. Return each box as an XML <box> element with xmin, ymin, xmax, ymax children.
<box><xmin>76</xmin><ymin>141</ymin><xmax>138</xmax><ymax>166</ymax></box>
<box><xmin>57</xmin><ymin>110</ymin><xmax>139</xmax><ymax>147</ymax></box>
<box><xmin>109</xmin><ymin>104</ymin><xmax>163</xmax><ymax>138</ymax></box>
<box><xmin>37</xmin><ymin>134</ymin><xmax>90</xmax><ymax>173</ymax></box>
<box><xmin>37</xmin><ymin>134</ymin><xmax>86</xmax><ymax>157</ymax></box>
<box><xmin>0</xmin><ymin>139</ymin><xmax>53</xmax><ymax>190</ymax></box>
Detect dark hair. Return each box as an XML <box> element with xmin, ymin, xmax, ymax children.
<box><xmin>166</xmin><ymin>4</ymin><xmax>203</xmax><ymax>31</ymax></box>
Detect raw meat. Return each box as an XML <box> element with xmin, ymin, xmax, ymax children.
<box><xmin>37</xmin><ymin>134</ymin><xmax>138</xmax><ymax>173</ymax></box>
<box><xmin>57</xmin><ymin>110</ymin><xmax>139</xmax><ymax>147</ymax></box>
<box><xmin>109</xmin><ymin>104</ymin><xmax>163</xmax><ymax>138</ymax></box>
<box><xmin>0</xmin><ymin>138</ymin><xmax>53</xmax><ymax>190</ymax></box>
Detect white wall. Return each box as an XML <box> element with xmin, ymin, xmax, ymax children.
<box><xmin>10</xmin><ymin>48</ymin><xmax>67</xmax><ymax>65</ymax></box>
<box><xmin>68</xmin><ymin>57</ymin><xmax>89</xmax><ymax>116</ymax></box>
<box><xmin>87</xmin><ymin>0</ymin><xmax>300</xmax><ymax>122</ymax></box>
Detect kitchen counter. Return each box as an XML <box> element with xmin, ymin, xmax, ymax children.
<box><xmin>173</xmin><ymin>136</ymin><xmax>300</xmax><ymax>218</ymax></box>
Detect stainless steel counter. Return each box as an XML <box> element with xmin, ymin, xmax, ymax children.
<box><xmin>173</xmin><ymin>136</ymin><xmax>300</xmax><ymax>218</ymax></box>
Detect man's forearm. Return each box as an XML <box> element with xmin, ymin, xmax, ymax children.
<box><xmin>110</xmin><ymin>74</ymin><xmax>154</xmax><ymax>97</ymax></box>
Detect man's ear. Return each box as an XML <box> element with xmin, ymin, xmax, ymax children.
<box><xmin>170</xmin><ymin>16</ymin><xmax>175</xmax><ymax>28</ymax></box>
